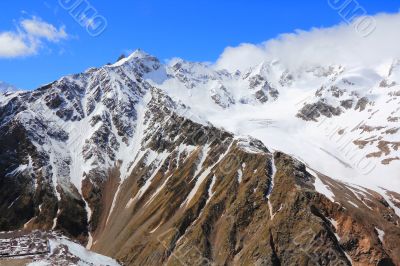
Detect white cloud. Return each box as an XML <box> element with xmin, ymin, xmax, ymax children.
<box><xmin>0</xmin><ymin>17</ymin><xmax>68</xmax><ymax>58</ymax></box>
<box><xmin>214</xmin><ymin>43</ymin><xmax>269</xmax><ymax>73</ymax></box>
<box><xmin>0</xmin><ymin>32</ymin><xmax>34</xmax><ymax>58</ymax></box>
<box><xmin>215</xmin><ymin>12</ymin><xmax>400</xmax><ymax>72</ymax></box>
<box><xmin>21</xmin><ymin>17</ymin><xmax>67</xmax><ymax>42</ymax></box>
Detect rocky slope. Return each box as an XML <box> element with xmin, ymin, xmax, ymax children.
<box><xmin>0</xmin><ymin>230</ymin><xmax>121</xmax><ymax>265</ymax></box>
<box><xmin>0</xmin><ymin>50</ymin><xmax>399</xmax><ymax>265</ymax></box>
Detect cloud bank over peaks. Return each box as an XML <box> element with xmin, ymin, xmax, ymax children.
<box><xmin>215</xmin><ymin>12</ymin><xmax>400</xmax><ymax>72</ymax></box>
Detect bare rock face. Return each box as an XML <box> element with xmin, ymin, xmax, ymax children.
<box><xmin>355</xmin><ymin>97</ymin><xmax>370</xmax><ymax>112</ymax></box>
<box><xmin>210</xmin><ymin>85</ymin><xmax>235</xmax><ymax>108</ymax></box>
<box><xmin>251</xmin><ymin>81</ymin><xmax>279</xmax><ymax>104</ymax></box>
<box><xmin>249</xmin><ymin>74</ymin><xmax>265</xmax><ymax>89</ymax></box>
<box><xmin>255</xmin><ymin>89</ymin><xmax>269</xmax><ymax>103</ymax></box>
<box><xmin>340</xmin><ymin>99</ymin><xmax>354</xmax><ymax>109</ymax></box>
<box><xmin>379</xmin><ymin>79</ymin><xmax>396</xmax><ymax>88</ymax></box>
<box><xmin>297</xmin><ymin>100</ymin><xmax>342</xmax><ymax>121</ymax></box>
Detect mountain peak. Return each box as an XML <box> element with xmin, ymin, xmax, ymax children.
<box><xmin>129</xmin><ymin>48</ymin><xmax>151</xmax><ymax>58</ymax></box>
<box><xmin>110</xmin><ymin>49</ymin><xmax>158</xmax><ymax>68</ymax></box>
<box><xmin>0</xmin><ymin>81</ymin><xmax>18</xmax><ymax>93</ymax></box>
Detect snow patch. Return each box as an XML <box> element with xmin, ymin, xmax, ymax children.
<box><xmin>375</xmin><ymin>227</ymin><xmax>385</xmax><ymax>243</ymax></box>
<box><xmin>312</xmin><ymin>171</ymin><xmax>336</xmax><ymax>202</ymax></box>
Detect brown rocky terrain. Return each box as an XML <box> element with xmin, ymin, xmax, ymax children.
<box><xmin>89</xmin><ymin>90</ymin><xmax>400</xmax><ymax>265</ymax></box>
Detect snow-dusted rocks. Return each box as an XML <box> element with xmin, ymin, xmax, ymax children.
<box><xmin>0</xmin><ymin>230</ymin><xmax>120</xmax><ymax>265</ymax></box>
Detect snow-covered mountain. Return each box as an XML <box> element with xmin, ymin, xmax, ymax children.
<box><xmin>0</xmin><ymin>81</ymin><xmax>17</xmax><ymax>93</ymax></box>
<box><xmin>1</xmin><ymin>50</ymin><xmax>399</xmax><ymax>265</ymax></box>
<box><xmin>144</xmin><ymin>53</ymin><xmax>400</xmax><ymax>193</ymax></box>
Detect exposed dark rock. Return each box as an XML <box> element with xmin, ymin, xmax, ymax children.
<box><xmin>116</xmin><ymin>54</ymin><xmax>126</xmax><ymax>62</ymax></box>
<box><xmin>249</xmin><ymin>74</ymin><xmax>265</xmax><ymax>89</ymax></box>
<box><xmin>297</xmin><ymin>100</ymin><xmax>342</xmax><ymax>121</ymax></box>
<box><xmin>340</xmin><ymin>99</ymin><xmax>354</xmax><ymax>109</ymax></box>
<box><xmin>355</xmin><ymin>97</ymin><xmax>369</xmax><ymax>112</ymax></box>
<box><xmin>255</xmin><ymin>90</ymin><xmax>268</xmax><ymax>103</ymax></box>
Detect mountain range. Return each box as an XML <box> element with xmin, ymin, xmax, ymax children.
<box><xmin>0</xmin><ymin>50</ymin><xmax>399</xmax><ymax>265</ymax></box>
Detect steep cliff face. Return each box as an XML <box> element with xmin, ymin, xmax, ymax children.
<box><xmin>1</xmin><ymin>51</ymin><xmax>400</xmax><ymax>265</ymax></box>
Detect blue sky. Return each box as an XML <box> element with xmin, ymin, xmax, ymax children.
<box><xmin>0</xmin><ymin>0</ymin><xmax>399</xmax><ymax>89</ymax></box>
